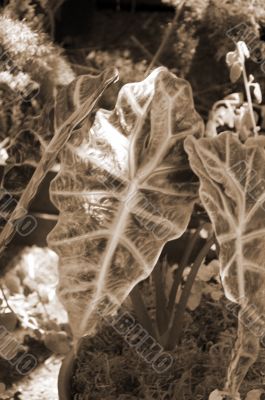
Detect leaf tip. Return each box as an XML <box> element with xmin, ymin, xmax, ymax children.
<box><xmin>102</xmin><ymin>67</ymin><xmax>119</xmax><ymax>85</ymax></box>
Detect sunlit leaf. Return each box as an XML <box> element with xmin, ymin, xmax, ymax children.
<box><xmin>185</xmin><ymin>132</ymin><xmax>265</xmax><ymax>307</ymax></box>
<box><xmin>47</xmin><ymin>67</ymin><xmax>204</xmax><ymax>340</ymax></box>
<box><xmin>253</xmin><ymin>83</ymin><xmax>262</xmax><ymax>104</ymax></box>
<box><xmin>238</xmin><ymin>41</ymin><xmax>250</xmax><ymax>59</ymax></box>
<box><xmin>226</xmin><ymin>50</ymin><xmax>238</xmax><ymax>67</ymax></box>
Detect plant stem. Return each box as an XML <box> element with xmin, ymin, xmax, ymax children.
<box><xmin>152</xmin><ymin>260</ymin><xmax>169</xmax><ymax>337</ymax></box>
<box><xmin>130</xmin><ymin>285</ymin><xmax>157</xmax><ymax>339</ymax></box>
<box><xmin>167</xmin><ymin>223</ymin><xmax>207</xmax><ymax>315</ymax></box>
<box><xmin>165</xmin><ymin>235</ymin><xmax>215</xmax><ymax>350</ymax></box>
<box><xmin>131</xmin><ymin>35</ymin><xmax>160</xmax><ymax>65</ymax></box>
<box><xmin>238</xmin><ymin>43</ymin><xmax>259</xmax><ymax>137</ymax></box>
<box><xmin>145</xmin><ymin>0</ymin><xmax>185</xmax><ymax>76</ymax></box>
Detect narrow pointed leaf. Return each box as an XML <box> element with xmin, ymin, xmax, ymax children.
<box><xmin>0</xmin><ymin>68</ymin><xmax>118</xmax><ymax>255</ymax></box>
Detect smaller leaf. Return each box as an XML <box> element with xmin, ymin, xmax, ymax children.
<box><xmin>226</xmin><ymin>51</ymin><xmax>238</xmax><ymax>67</ymax></box>
<box><xmin>235</xmin><ymin>104</ymin><xmax>255</xmax><ymax>141</ymax></box>
<box><xmin>230</xmin><ymin>61</ymin><xmax>243</xmax><ymax>83</ymax></box>
<box><xmin>218</xmin><ymin>106</ymin><xmax>235</xmax><ymax>128</ymax></box>
<box><xmin>252</xmin><ymin>83</ymin><xmax>262</xmax><ymax>104</ymax></box>
<box><xmin>245</xmin><ymin>389</ymin><xmax>264</xmax><ymax>400</ymax></box>
<box><xmin>249</xmin><ymin>74</ymin><xmax>255</xmax><ymax>83</ymax></box>
<box><xmin>238</xmin><ymin>41</ymin><xmax>250</xmax><ymax>59</ymax></box>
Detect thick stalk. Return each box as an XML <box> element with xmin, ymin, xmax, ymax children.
<box><xmin>145</xmin><ymin>0</ymin><xmax>185</xmax><ymax>75</ymax></box>
<box><xmin>130</xmin><ymin>285</ymin><xmax>157</xmax><ymax>339</ymax></box>
<box><xmin>167</xmin><ymin>223</ymin><xmax>207</xmax><ymax>315</ymax></box>
<box><xmin>165</xmin><ymin>235</ymin><xmax>215</xmax><ymax>350</ymax></box>
<box><xmin>152</xmin><ymin>261</ymin><xmax>169</xmax><ymax>337</ymax></box>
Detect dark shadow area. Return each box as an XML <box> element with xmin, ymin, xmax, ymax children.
<box><xmin>55</xmin><ymin>0</ymin><xmax>174</xmax><ymax>40</ymax></box>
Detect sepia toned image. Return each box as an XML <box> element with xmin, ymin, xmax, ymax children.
<box><xmin>0</xmin><ymin>1</ymin><xmax>264</xmax><ymax>399</ymax></box>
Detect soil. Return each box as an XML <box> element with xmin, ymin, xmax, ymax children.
<box><xmin>71</xmin><ymin>287</ymin><xmax>265</xmax><ymax>400</ymax></box>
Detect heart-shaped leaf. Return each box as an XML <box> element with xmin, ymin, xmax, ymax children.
<box><xmin>47</xmin><ymin>67</ymin><xmax>204</xmax><ymax>339</ymax></box>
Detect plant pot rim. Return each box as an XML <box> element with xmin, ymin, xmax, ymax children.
<box><xmin>58</xmin><ymin>349</ymin><xmax>75</xmax><ymax>400</ymax></box>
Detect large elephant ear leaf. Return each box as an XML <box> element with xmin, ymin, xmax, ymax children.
<box><xmin>47</xmin><ymin>67</ymin><xmax>204</xmax><ymax>340</ymax></box>
<box><xmin>184</xmin><ymin>132</ymin><xmax>265</xmax><ymax>305</ymax></box>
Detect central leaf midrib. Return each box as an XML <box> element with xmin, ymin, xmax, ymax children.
<box><xmin>78</xmin><ymin>179</ymin><xmax>139</xmax><ymax>336</ymax></box>
<box><xmin>94</xmin><ymin>180</ymin><xmax>139</xmax><ymax>297</ymax></box>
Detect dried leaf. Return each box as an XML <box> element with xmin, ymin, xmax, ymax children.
<box><xmin>48</xmin><ymin>67</ymin><xmax>204</xmax><ymax>339</ymax></box>
<box><xmin>185</xmin><ymin>132</ymin><xmax>265</xmax><ymax>306</ymax></box>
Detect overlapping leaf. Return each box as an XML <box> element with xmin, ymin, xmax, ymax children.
<box><xmin>0</xmin><ymin>68</ymin><xmax>118</xmax><ymax>261</ymax></box>
<box><xmin>185</xmin><ymin>132</ymin><xmax>265</xmax><ymax>307</ymax></box>
<box><xmin>47</xmin><ymin>67</ymin><xmax>204</xmax><ymax>339</ymax></box>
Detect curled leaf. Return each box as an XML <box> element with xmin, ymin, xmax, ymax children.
<box><xmin>238</xmin><ymin>41</ymin><xmax>250</xmax><ymax>59</ymax></box>
<box><xmin>252</xmin><ymin>82</ymin><xmax>262</xmax><ymax>104</ymax></box>
<box><xmin>226</xmin><ymin>51</ymin><xmax>238</xmax><ymax>67</ymax></box>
